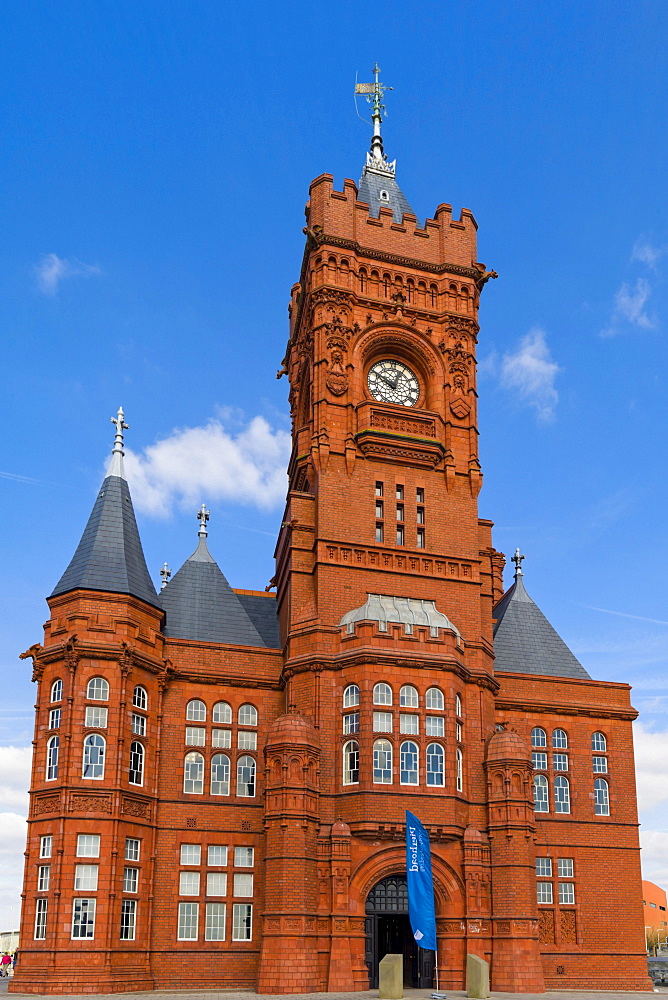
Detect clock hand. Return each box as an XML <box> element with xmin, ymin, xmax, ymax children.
<box><xmin>381</xmin><ymin>375</ymin><xmax>398</xmax><ymax>389</ymax></box>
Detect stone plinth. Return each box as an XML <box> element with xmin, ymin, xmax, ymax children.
<box><xmin>379</xmin><ymin>953</ymin><xmax>403</xmax><ymax>999</ymax></box>
<box><xmin>466</xmin><ymin>953</ymin><xmax>490</xmax><ymax>999</ymax></box>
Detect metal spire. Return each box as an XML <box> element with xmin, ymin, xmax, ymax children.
<box><xmin>355</xmin><ymin>63</ymin><xmax>395</xmax><ymax>175</ymax></box>
<box><xmin>160</xmin><ymin>562</ymin><xmax>171</xmax><ymax>590</ymax></box>
<box><xmin>197</xmin><ymin>503</ymin><xmax>210</xmax><ymax>538</ymax></box>
<box><xmin>512</xmin><ymin>547</ymin><xmax>525</xmax><ymax>578</ymax></box>
<box><xmin>108</xmin><ymin>406</ymin><xmax>128</xmax><ymax>478</ymax></box>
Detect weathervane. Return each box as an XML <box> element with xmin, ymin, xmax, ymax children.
<box><xmin>160</xmin><ymin>562</ymin><xmax>171</xmax><ymax>590</ymax></box>
<box><xmin>197</xmin><ymin>503</ymin><xmax>210</xmax><ymax>538</ymax></box>
<box><xmin>355</xmin><ymin>63</ymin><xmax>395</xmax><ymax>173</ymax></box>
<box><xmin>511</xmin><ymin>547</ymin><xmax>525</xmax><ymax>577</ymax></box>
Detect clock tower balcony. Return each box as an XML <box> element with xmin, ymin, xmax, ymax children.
<box><xmin>354</xmin><ymin>400</ymin><xmax>446</xmax><ymax>469</ymax></box>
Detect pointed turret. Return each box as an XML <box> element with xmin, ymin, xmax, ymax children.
<box><xmin>493</xmin><ymin>549</ymin><xmax>590</xmax><ymax>679</ymax></box>
<box><xmin>51</xmin><ymin>408</ymin><xmax>159</xmax><ymax>608</ymax></box>
<box><xmin>158</xmin><ymin>505</ymin><xmax>270</xmax><ymax>646</ymax></box>
<box><xmin>356</xmin><ymin>63</ymin><xmax>414</xmax><ymax>223</ymax></box>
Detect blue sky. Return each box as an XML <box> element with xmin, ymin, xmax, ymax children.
<box><xmin>1</xmin><ymin>0</ymin><xmax>668</xmax><ymax>929</ymax></box>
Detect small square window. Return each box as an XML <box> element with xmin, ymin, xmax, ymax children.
<box><xmin>131</xmin><ymin>713</ymin><xmax>146</xmax><ymax>737</ymax></box>
<box><xmin>85</xmin><ymin>706</ymin><xmax>108</xmax><ymax>728</ymax></box>
<box><xmin>557</xmin><ymin>858</ymin><xmax>574</xmax><ymax>878</ymax></box>
<box><xmin>234</xmin><ymin>847</ymin><xmax>254</xmax><ymax>868</ymax></box>
<box><xmin>537</xmin><ymin>882</ymin><xmax>553</xmax><ymax>904</ymax></box>
<box><xmin>185</xmin><ymin>727</ymin><xmax>206</xmax><ymax>746</ymax></box>
<box><xmin>396</xmin><ymin>485</ymin><xmax>404</xmax><ymax>500</ymax></box>
<box><xmin>553</xmin><ymin>753</ymin><xmax>568</xmax><ymax>771</ymax></box>
<box><xmin>399</xmin><ymin>714</ymin><xmax>419</xmax><ymax>735</ymax></box>
<box><xmin>49</xmin><ymin>708</ymin><xmax>61</xmax><ymax>730</ymax></box>
<box><xmin>234</xmin><ymin>873</ymin><xmax>254</xmax><ymax>897</ymax></box>
<box><xmin>426</xmin><ymin>716</ymin><xmax>444</xmax><ymax>738</ymax></box>
<box><xmin>123</xmin><ymin>867</ymin><xmax>138</xmax><ymax>893</ymax></box>
<box><xmin>416</xmin><ymin>488</ymin><xmax>424</xmax><ymax>503</ymax></box>
<box><xmin>343</xmin><ymin>712</ymin><xmax>360</xmax><ymax>735</ymax></box>
<box><xmin>532</xmin><ymin>752</ymin><xmax>548</xmax><ymax>770</ymax></box>
<box><xmin>180</xmin><ymin>844</ymin><xmax>201</xmax><ymax>866</ymax></box>
<box><xmin>593</xmin><ymin>756</ymin><xmax>608</xmax><ymax>773</ymax></box>
<box><xmin>373</xmin><ymin>711</ymin><xmax>393</xmax><ymax>733</ymax></box>
<box><xmin>535</xmin><ymin>857</ymin><xmax>552</xmax><ymax>877</ymax></box>
<box><xmin>125</xmin><ymin>838</ymin><xmax>140</xmax><ymax>862</ymax></box>
<box><xmin>40</xmin><ymin>835</ymin><xmax>52</xmax><ymax>859</ymax></box>
<box><xmin>238</xmin><ymin>731</ymin><xmax>257</xmax><ymax>750</ymax></box>
<box><xmin>38</xmin><ymin>865</ymin><xmax>50</xmax><ymax>891</ymax></box>
<box><xmin>375</xmin><ymin>482</ymin><xmax>383</xmax><ymax>497</ymax></box>
<box><xmin>179</xmin><ymin>871</ymin><xmax>200</xmax><ymax>896</ymax></box>
<box><xmin>76</xmin><ymin>834</ymin><xmax>100</xmax><ymax>858</ymax></box>
<box><xmin>559</xmin><ymin>882</ymin><xmax>575</xmax><ymax>905</ymax></box>
<box><xmin>74</xmin><ymin>864</ymin><xmax>99</xmax><ymax>891</ymax></box>
<box><xmin>212</xmin><ymin>729</ymin><xmax>231</xmax><ymax>748</ymax></box>
<box><xmin>208</xmin><ymin>845</ymin><xmax>228</xmax><ymax>866</ymax></box>
<box><xmin>206</xmin><ymin>872</ymin><xmax>227</xmax><ymax>896</ymax></box>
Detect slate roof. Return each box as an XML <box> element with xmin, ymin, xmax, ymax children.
<box><xmin>493</xmin><ymin>573</ymin><xmax>591</xmax><ymax>679</ymax></box>
<box><xmin>236</xmin><ymin>592</ymin><xmax>281</xmax><ymax>648</ymax></box>
<box><xmin>358</xmin><ymin>165</ymin><xmax>414</xmax><ymax>224</ymax></box>
<box><xmin>158</xmin><ymin>536</ymin><xmax>270</xmax><ymax>647</ymax></box>
<box><xmin>51</xmin><ymin>474</ymin><xmax>159</xmax><ymax>608</ymax></box>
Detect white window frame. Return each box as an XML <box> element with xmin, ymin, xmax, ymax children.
<box><xmin>373</xmin><ymin>711</ymin><xmax>393</xmax><ymax>733</ymax></box>
<box><xmin>46</xmin><ymin>735</ymin><xmax>59</xmax><ymax>781</ymax></box>
<box><xmin>132</xmin><ymin>685</ymin><xmax>148</xmax><ymax>711</ymax></box>
<box><xmin>234</xmin><ymin>846</ymin><xmax>254</xmax><ymax>868</ymax></box>
<box><xmin>120</xmin><ymin>898</ymin><xmax>136</xmax><ymax>941</ymax></box>
<box><xmin>400</xmin><ymin>741</ymin><xmax>419</xmax><ymax>785</ymax></box>
<box><xmin>232</xmin><ymin>902</ymin><xmax>252</xmax><ymax>941</ymax></box>
<box><xmin>208</xmin><ymin>846</ymin><xmax>228</xmax><ymax>866</ymax></box>
<box><xmin>532</xmin><ymin>751</ymin><xmax>548</xmax><ymax>771</ymax></box>
<box><xmin>536</xmin><ymin>882</ymin><xmax>553</xmax><ymax>905</ymax></box>
<box><xmin>131</xmin><ymin>713</ymin><xmax>146</xmax><ymax>737</ymax></box>
<box><xmin>179</xmin><ymin>871</ymin><xmax>200</xmax><ymax>896</ymax></box>
<box><xmin>129</xmin><ymin>740</ymin><xmax>144</xmax><ymax>786</ymax></box>
<box><xmin>40</xmin><ymin>835</ymin><xmax>53</xmax><ymax>859</ymax></box>
<box><xmin>535</xmin><ymin>857</ymin><xmax>552</xmax><ymax>877</ymax></box>
<box><xmin>238</xmin><ymin>731</ymin><xmax>257</xmax><ymax>750</ymax></box>
<box><xmin>211</xmin><ymin>753</ymin><xmax>230</xmax><ymax>796</ymax></box>
<box><xmin>86</xmin><ymin>677</ymin><xmax>109</xmax><ymax>701</ymax></box>
<box><xmin>559</xmin><ymin>882</ymin><xmax>575</xmax><ymax>904</ymax></box>
<box><xmin>82</xmin><ymin>733</ymin><xmax>105</xmax><ymax>780</ymax></box>
<box><xmin>85</xmin><ymin>706</ymin><xmax>108</xmax><ymax>729</ymax></box>
<box><xmin>533</xmin><ymin>773</ymin><xmax>549</xmax><ymax>812</ymax></box>
<box><xmin>49</xmin><ymin>708</ymin><xmax>61</xmax><ymax>730</ymax></box>
<box><xmin>205</xmin><ymin>902</ymin><xmax>226</xmax><ymax>941</ymax></box>
<box><xmin>373</xmin><ymin>739</ymin><xmax>392</xmax><ymax>784</ymax></box>
<box><xmin>557</xmin><ymin>858</ymin><xmax>574</xmax><ymax>878</ymax></box>
<box><xmin>206</xmin><ymin>872</ymin><xmax>227</xmax><ymax>896</ymax></box>
<box><xmin>185</xmin><ymin>727</ymin><xmax>206</xmax><ymax>746</ymax></box>
<box><xmin>594</xmin><ymin>777</ymin><xmax>610</xmax><ymax>815</ymax></box>
<box><xmin>343</xmin><ymin>684</ymin><xmax>360</xmax><ymax>708</ymax></box>
<box><xmin>400</xmin><ymin>713</ymin><xmax>419</xmax><ymax>735</ymax></box>
<box><xmin>425</xmin><ymin>715</ymin><xmax>444</xmax><ymax>737</ymax></box>
<box><xmin>123</xmin><ymin>867</ymin><xmax>139</xmax><ymax>893</ymax></box>
<box><xmin>184</xmin><ymin>752</ymin><xmax>204</xmax><ymax>794</ymax></box>
<box><xmin>233</xmin><ymin>873</ymin><xmax>254</xmax><ymax>897</ymax></box>
<box><xmin>592</xmin><ymin>731</ymin><xmax>607</xmax><ymax>752</ymax></box>
<box><xmin>343</xmin><ymin>740</ymin><xmax>359</xmax><ymax>785</ymax></box>
<box><xmin>212</xmin><ymin>701</ymin><xmax>232</xmax><ymax>725</ymax></box>
<box><xmin>186</xmin><ymin>700</ymin><xmax>206</xmax><ymax>722</ymax></box>
<box><xmin>212</xmin><ymin>729</ymin><xmax>232</xmax><ymax>748</ymax></box>
<box><xmin>425</xmin><ymin>687</ymin><xmax>444</xmax><ymax>711</ymax></box>
<box><xmin>552</xmin><ymin>728</ymin><xmax>568</xmax><ymax>749</ymax></box>
<box><xmin>76</xmin><ymin>834</ymin><xmax>100</xmax><ymax>858</ymax></box>
<box><xmin>399</xmin><ymin>685</ymin><xmax>418</xmax><ymax>708</ymax></box>
<box><xmin>343</xmin><ymin>712</ymin><xmax>359</xmax><ymax>735</ymax></box>
<box><xmin>456</xmin><ymin>748</ymin><xmax>463</xmax><ymax>792</ymax></box>
<box><xmin>531</xmin><ymin>727</ymin><xmax>547</xmax><ymax>748</ymax></box>
<box><xmin>426</xmin><ymin>743</ymin><xmax>444</xmax><ymax>787</ymax></box>
<box><xmin>373</xmin><ymin>682</ymin><xmax>392</xmax><ymax>706</ymax></box>
<box><xmin>74</xmin><ymin>864</ymin><xmax>99</xmax><ymax>891</ymax></box>
<box><xmin>38</xmin><ymin>865</ymin><xmax>50</xmax><ymax>891</ymax></box>
<box><xmin>236</xmin><ymin>755</ymin><xmax>256</xmax><ymax>797</ymax></box>
<box><xmin>125</xmin><ymin>837</ymin><xmax>140</xmax><ymax>862</ymax></box>
<box><xmin>34</xmin><ymin>898</ymin><xmax>48</xmax><ymax>940</ymax></box>
<box><xmin>177</xmin><ymin>901</ymin><xmax>199</xmax><ymax>941</ymax></box>
<box><xmin>72</xmin><ymin>897</ymin><xmax>96</xmax><ymax>939</ymax></box>
<box><xmin>50</xmin><ymin>678</ymin><xmax>63</xmax><ymax>703</ymax></box>
<box><xmin>238</xmin><ymin>704</ymin><xmax>258</xmax><ymax>727</ymax></box>
<box><xmin>180</xmin><ymin>844</ymin><xmax>201</xmax><ymax>866</ymax></box>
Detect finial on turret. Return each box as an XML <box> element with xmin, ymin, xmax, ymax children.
<box><xmin>197</xmin><ymin>503</ymin><xmax>210</xmax><ymax>538</ymax></box>
<box><xmin>108</xmin><ymin>406</ymin><xmax>129</xmax><ymax>478</ymax></box>
<box><xmin>355</xmin><ymin>63</ymin><xmax>395</xmax><ymax>176</ymax></box>
<box><xmin>160</xmin><ymin>562</ymin><xmax>171</xmax><ymax>590</ymax></box>
<box><xmin>512</xmin><ymin>547</ymin><xmax>525</xmax><ymax>578</ymax></box>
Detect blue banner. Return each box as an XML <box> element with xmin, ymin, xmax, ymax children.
<box><xmin>405</xmin><ymin>810</ymin><xmax>437</xmax><ymax>951</ymax></box>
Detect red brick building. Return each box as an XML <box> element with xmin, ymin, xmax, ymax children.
<box><xmin>11</xmin><ymin>77</ymin><xmax>650</xmax><ymax>995</ymax></box>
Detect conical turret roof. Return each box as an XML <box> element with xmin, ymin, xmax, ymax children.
<box><xmin>51</xmin><ymin>409</ymin><xmax>159</xmax><ymax>609</ymax></box>
<box><xmin>493</xmin><ymin>555</ymin><xmax>590</xmax><ymax>680</ymax></box>
<box><xmin>158</xmin><ymin>511</ymin><xmax>270</xmax><ymax>647</ymax></box>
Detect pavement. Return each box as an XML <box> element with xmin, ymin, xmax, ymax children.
<box><xmin>1</xmin><ymin>984</ymin><xmax>667</xmax><ymax>1000</ymax></box>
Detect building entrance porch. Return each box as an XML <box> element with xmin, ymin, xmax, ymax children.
<box><xmin>364</xmin><ymin>875</ymin><xmax>434</xmax><ymax>989</ymax></box>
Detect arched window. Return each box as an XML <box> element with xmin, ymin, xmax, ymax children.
<box><xmin>383</xmin><ymin>273</ymin><xmax>391</xmax><ymax>297</ymax></box>
<box><xmin>183</xmin><ymin>752</ymin><xmax>204</xmax><ymax>794</ymax></box>
<box><xmin>426</xmin><ymin>744</ymin><xmax>444</xmax><ymax>786</ymax></box>
<box><xmin>456</xmin><ymin>748</ymin><xmax>463</xmax><ymax>792</ymax></box>
<box><xmin>129</xmin><ymin>741</ymin><xmax>144</xmax><ymax>786</ymax></box>
<box><xmin>400</xmin><ymin>685</ymin><xmax>418</xmax><ymax>708</ymax></box>
<box><xmin>455</xmin><ymin>694</ymin><xmax>463</xmax><ymax>716</ymax></box>
<box><xmin>594</xmin><ymin>778</ymin><xmax>610</xmax><ymax>816</ymax></box>
<box><xmin>359</xmin><ymin>268</ymin><xmax>367</xmax><ymax>294</ymax></box>
<box><xmin>237</xmin><ymin>756</ymin><xmax>256</xmax><ymax>797</ymax></box>
<box><xmin>552</xmin><ymin>729</ymin><xmax>568</xmax><ymax>749</ymax></box>
<box><xmin>592</xmin><ymin>731</ymin><xmax>607</xmax><ymax>752</ymax></box>
<box><xmin>400</xmin><ymin>741</ymin><xmax>419</xmax><ymax>785</ymax></box>
<box><xmin>426</xmin><ymin>687</ymin><xmax>444</xmax><ymax>711</ymax></box>
<box><xmin>213</xmin><ymin>702</ymin><xmax>232</xmax><ymax>725</ymax></box>
<box><xmin>430</xmin><ymin>284</ymin><xmax>437</xmax><ymax>307</ymax></box>
<box><xmin>533</xmin><ymin>773</ymin><xmax>549</xmax><ymax>812</ymax></box>
<box><xmin>554</xmin><ymin>775</ymin><xmax>570</xmax><ymax>813</ymax></box>
<box><xmin>87</xmin><ymin>677</ymin><xmax>109</xmax><ymax>701</ymax></box>
<box><xmin>238</xmin><ymin>704</ymin><xmax>258</xmax><ymax>727</ymax></box>
<box><xmin>531</xmin><ymin>727</ymin><xmax>547</xmax><ymax>748</ymax></box>
<box><xmin>82</xmin><ymin>734</ymin><xmax>105</xmax><ymax>779</ymax></box>
<box><xmin>132</xmin><ymin>686</ymin><xmax>147</xmax><ymax>711</ymax></box>
<box><xmin>406</xmin><ymin>279</ymin><xmax>414</xmax><ymax>304</ymax></box>
<box><xmin>373</xmin><ymin>739</ymin><xmax>393</xmax><ymax>784</ymax></box>
<box><xmin>210</xmin><ymin>754</ymin><xmax>230</xmax><ymax>796</ymax></box>
<box><xmin>343</xmin><ymin>684</ymin><xmax>360</xmax><ymax>708</ymax></box>
<box><xmin>46</xmin><ymin>735</ymin><xmax>59</xmax><ymax>781</ymax></box>
<box><xmin>50</xmin><ymin>679</ymin><xmax>63</xmax><ymax>703</ymax></box>
<box><xmin>343</xmin><ymin>741</ymin><xmax>359</xmax><ymax>785</ymax></box>
<box><xmin>373</xmin><ymin>683</ymin><xmax>392</xmax><ymax>706</ymax></box>
<box><xmin>186</xmin><ymin>700</ymin><xmax>206</xmax><ymax>722</ymax></box>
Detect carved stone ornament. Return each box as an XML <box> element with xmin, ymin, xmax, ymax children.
<box><xmin>450</xmin><ymin>398</ymin><xmax>471</xmax><ymax>420</ymax></box>
<box><xmin>33</xmin><ymin>794</ymin><xmax>60</xmax><ymax>816</ymax></box>
<box><xmin>122</xmin><ymin>797</ymin><xmax>151</xmax><ymax>819</ymax></box>
<box><xmin>69</xmin><ymin>794</ymin><xmax>112</xmax><ymax>814</ymax></box>
<box><xmin>325</xmin><ymin>349</ymin><xmax>348</xmax><ymax>396</ymax></box>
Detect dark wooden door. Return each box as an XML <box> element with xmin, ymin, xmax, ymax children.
<box><xmin>365</xmin><ymin>875</ymin><xmax>434</xmax><ymax>989</ymax></box>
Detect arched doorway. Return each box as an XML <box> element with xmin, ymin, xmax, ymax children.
<box><xmin>364</xmin><ymin>875</ymin><xmax>435</xmax><ymax>989</ymax></box>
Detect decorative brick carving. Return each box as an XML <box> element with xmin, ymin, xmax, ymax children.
<box><xmin>561</xmin><ymin>910</ymin><xmax>577</xmax><ymax>943</ymax></box>
<box><xmin>68</xmin><ymin>794</ymin><xmax>112</xmax><ymax>814</ymax></box>
<box><xmin>122</xmin><ymin>798</ymin><xmax>151</xmax><ymax>819</ymax></box>
<box><xmin>32</xmin><ymin>794</ymin><xmax>60</xmax><ymax>816</ymax></box>
<box><xmin>539</xmin><ymin>910</ymin><xmax>556</xmax><ymax>945</ymax></box>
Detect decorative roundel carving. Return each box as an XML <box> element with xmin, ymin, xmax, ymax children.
<box><xmin>367</xmin><ymin>360</ymin><xmax>420</xmax><ymax>407</ymax></box>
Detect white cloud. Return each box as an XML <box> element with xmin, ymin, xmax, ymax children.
<box><xmin>0</xmin><ymin>747</ymin><xmax>31</xmax><ymax>929</ymax></box>
<box><xmin>634</xmin><ymin>722</ymin><xmax>668</xmax><ymax>814</ymax></box>
<box><xmin>640</xmin><ymin>830</ymin><xmax>668</xmax><ymax>888</ymax></box>
<box><xmin>124</xmin><ymin>415</ymin><xmax>291</xmax><ymax>518</ymax></box>
<box><xmin>34</xmin><ymin>253</ymin><xmax>101</xmax><ymax>295</ymax></box>
<box><xmin>632</xmin><ymin>238</ymin><xmax>667</xmax><ymax>270</ymax></box>
<box><xmin>600</xmin><ymin>277</ymin><xmax>656</xmax><ymax>337</ymax></box>
<box><xmin>500</xmin><ymin>327</ymin><xmax>560</xmax><ymax>422</ymax></box>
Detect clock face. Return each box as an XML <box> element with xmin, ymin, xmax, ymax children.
<box><xmin>367</xmin><ymin>359</ymin><xmax>420</xmax><ymax>407</ymax></box>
